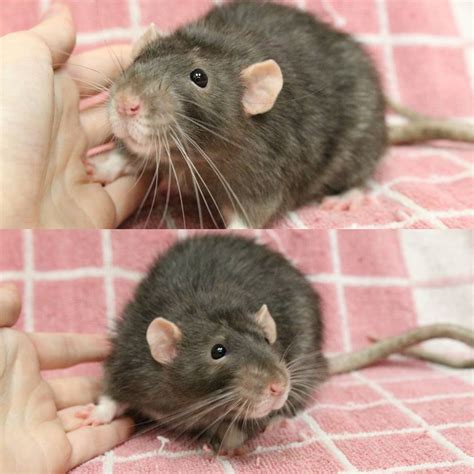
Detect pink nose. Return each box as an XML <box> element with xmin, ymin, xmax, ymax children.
<box><xmin>269</xmin><ymin>382</ymin><xmax>285</xmax><ymax>397</ymax></box>
<box><xmin>116</xmin><ymin>97</ymin><xmax>141</xmax><ymax>117</ymax></box>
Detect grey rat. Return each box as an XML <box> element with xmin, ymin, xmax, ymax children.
<box><xmin>90</xmin><ymin>0</ymin><xmax>388</xmax><ymax>229</ymax></box>
<box><xmin>76</xmin><ymin>234</ymin><xmax>474</xmax><ymax>454</ymax></box>
<box><xmin>78</xmin><ymin>234</ymin><xmax>327</xmax><ymax>453</ymax></box>
<box><xmin>89</xmin><ymin>0</ymin><xmax>473</xmax><ymax>228</ymax></box>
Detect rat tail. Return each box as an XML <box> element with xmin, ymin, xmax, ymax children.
<box><xmin>328</xmin><ymin>323</ymin><xmax>474</xmax><ymax>376</ymax></box>
<box><xmin>386</xmin><ymin>98</ymin><xmax>474</xmax><ymax>145</ymax></box>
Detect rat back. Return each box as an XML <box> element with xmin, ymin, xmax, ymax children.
<box><xmin>186</xmin><ymin>1</ymin><xmax>387</xmax><ymax>223</ymax></box>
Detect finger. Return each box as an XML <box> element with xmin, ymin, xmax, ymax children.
<box><xmin>67</xmin><ymin>45</ymin><xmax>133</xmax><ymax>97</ymax></box>
<box><xmin>59</xmin><ymin>406</ymin><xmax>93</xmax><ymax>432</ymax></box>
<box><xmin>81</xmin><ymin>105</ymin><xmax>112</xmax><ymax>149</ymax></box>
<box><xmin>30</xmin><ymin>3</ymin><xmax>76</xmax><ymax>68</ymax></box>
<box><xmin>67</xmin><ymin>417</ymin><xmax>134</xmax><ymax>469</ymax></box>
<box><xmin>49</xmin><ymin>376</ymin><xmax>102</xmax><ymax>410</ymax></box>
<box><xmin>0</xmin><ymin>284</ymin><xmax>22</xmax><ymax>328</ymax></box>
<box><xmin>28</xmin><ymin>333</ymin><xmax>111</xmax><ymax>370</ymax></box>
<box><xmin>105</xmin><ymin>174</ymin><xmax>153</xmax><ymax>227</ymax></box>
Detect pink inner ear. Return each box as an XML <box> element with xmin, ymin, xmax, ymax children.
<box><xmin>146</xmin><ymin>317</ymin><xmax>182</xmax><ymax>365</ymax></box>
<box><xmin>241</xmin><ymin>59</ymin><xmax>283</xmax><ymax>116</ymax></box>
<box><xmin>255</xmin><ymin>304</ymin><xmax>277</xmax><ymax>344</ymax></box>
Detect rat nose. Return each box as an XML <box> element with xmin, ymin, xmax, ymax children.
<box><xmin>268</xmin><ymin>382</ymin><xmax>285</xmax><ymax>397</ymax></box>
<box><xmin>116</xmin><ymin>96</ymin><xmax>142</xmax><ymax>117</ymax></box>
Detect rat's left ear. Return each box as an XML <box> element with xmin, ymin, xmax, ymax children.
<box><xmin>132</xmin><ymin>23</ymin><xmax>161</xmax><ymax>60</ymax></box>
<box><xmin>254</xmin><ymin>304</ymin><xmax>277</xmax><ymax>344</ymax></box>
<box><xmin>241</xmin><ymin>59</ymin><xmax>283</xmax><ymax>116</ymax></box>
<box><xmin>146</xmin><ymin>317</ymin><xmax>182</xmax><ymax>365</ymax></box>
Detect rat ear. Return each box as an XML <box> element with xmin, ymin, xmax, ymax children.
<box><xmin>132</xmin><ymin>23</ymin><xmax>161</xmax><ymax>60</ymax></box>
<box><xmin>254</xmin><ymin>304</ymin><xmax>277</xmax><ymax>344</ymax></box>
<box><xmin>241</xmin><ymin>59</ymin><xmax>283</xmax><ymax>116</ymax></box>
<box><xmin>146</xmin><ymin>317</ymin><xmax>182</xmax><ymax>365</ymax></box>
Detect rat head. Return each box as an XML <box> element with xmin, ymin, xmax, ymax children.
<box><xmin>146</xmin><ymin>304</ymin><xmax>290</xmax><ymax>421</ymax></box>
<box><xmin>109</xmin><ymin>24</ymin><xmax>284</xmax><ymax>160</ymax></box>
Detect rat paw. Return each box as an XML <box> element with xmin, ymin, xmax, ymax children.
<box><xmin>85</xmin><ymin>151</ymin><xmax>132</xmax><ymax>185</ymax></box>
<box><xmin>74</xmin><ymin>403</ymin><xmax>115</xmax><ymax>427</ymax></box>
<box><xmin>218</xmin><ymin>446</ymin><xmax>250</xmax><ymax>457</ymax></box>
<box><xmin>74</xmin><ymin>396</ymin><xmax>126</xmax><ymax>427</ymax></box>
<box><xmin>320</xmin><ymin>189</ymin><xmax>375</xmax><ymax>212</ymax></box>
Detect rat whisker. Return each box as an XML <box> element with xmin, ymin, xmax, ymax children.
<box><xmin>170</xmin><ymin>128</ymin><xmax>223</xmax><ymax>228</ymax></box>
<box><xmin>175</xmin><ymin>110</ymin><xmax>246</xmax><ymax>152</ymax></box>
<box><xmin>218</xmin><ymin>398</ymin><xmax>247</xmax><ymax>454</ymax></box>
<box><xmin>133</xmin><ymin>135</ymin><xmax>161</xmax><ymax>228</ymax></box>
<box><xmin>179</xmin><ymin>395</ymin><xmax>241</xmax><ymax>445</ymax></box>
<box><xmin>177</xmin><ymin>129</ymin><xmax>251</xmax><ymax>226</ymax></box>
<box><xmin>169</xmin><ymin>129</ymin><xmax>206</xmax><ymax>229</ymax></box>
<box><xmin>163</xmin><ymin>131</ymin><xmax>187</xmax><ymax>229</ymax></box>
<box><xmin>171</xmin><ymin>122</ymin><xmax>238</xmax><ymax>224</ymax></box>
<box><xmin>171</xmin><ymin>125</ymin><xmax>227</xmax><ymax>227</ymax></box>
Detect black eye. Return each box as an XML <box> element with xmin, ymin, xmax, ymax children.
<box><xmin>264</xmin><ymin>337</ymin><xmax>271</xmax><ymax>345</ymax></box>
<box><xmin>190</xmin><ymin>68</ymin><xmax>208</xmax><ymax>88</ymax></box>
<box><xmin>211</xmin><ymin>344</ymin><xmax>226</xmax><ymax>359</ymax></box>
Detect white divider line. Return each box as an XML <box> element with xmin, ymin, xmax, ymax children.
<box><xmin>286</xmin><ymin>211</ymin><xmax>308</xmax><ymax>229</ymax></box>
<box><xmin>354</xmin><ymin>372</ymin><xmax>474</xmax><ymax>465</ymax></box>
<box><xmin>101</xmin><ymin>230</ymin><xmax>117</xmax><ymax>331</ymax></box>
<box><xmin>330</xmin><ymin>231</ymin><xmax>352</xmax><ymax>353</ymax></box>
<box><xmin>375</xmin><ymin>0</ymin><xmax>400</xmax><ymax>101</ymax></box>
<box><xmin>357</xmin><ymin>459</ymin><xmax>471</xmax><ymax>474</ymax></box>
<box><xmin>310</xmin><ymin>391</ymin><xmax>474</xmax><ymax>412</ymax></box>
<box><xmin>300</xmin><ymin>412</ymin><xmax>356</xmax><ymax>470</ymax></box>
<box><xmin>110</xmin><ymin>419</ymin><xmax>474</xmax><ymax>464</ymax></box>
<box><xmin>38</xmin><ymin>0</ymin><xmax>51</xmax><ymax>15</ymax></box>
<box><xmin>1</xmin><ymin>266</ymin><xmax>471</xmax><ymax>290</ymax></box>
<box><xmin>22</xmin><ymin>230</ymin><xmax>34</xmax><ymax>332</ymax></box>
<box><xmin>368</xmin><ymin>180</ymin><xmax>448</xmax><ymax>229</ymax></box>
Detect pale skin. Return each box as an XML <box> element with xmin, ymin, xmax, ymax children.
<box><xmin>0</xmin><ymin>2</ymin><xmax>149</xmax><ymax>229</ymax></box>
<box><xmin>0</xmin><ymin>283</ymin><xmax>134</xmax><ymax>472</ymax></box>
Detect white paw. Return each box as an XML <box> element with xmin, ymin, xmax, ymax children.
<box><xmin>227</xmin><ymin>215</ymin><xmax>250</xmax><ymax>229</ymax></box>
<box><xmin>85</xmin><ymin>151</ymin><xmax>133</xmax><ymax>185</ymax></box>
<box><xmin>74</xmin><ymin>396</ymin><xmax>126</xmax><ymax>427</ymax></box>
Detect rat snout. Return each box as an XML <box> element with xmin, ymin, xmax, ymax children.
<box><xmin>267</xmin><ymin>379</ymin><xmax>290</xmax><ymax>410</ymax></box>
<box><xmin>115</xmin><ymin>92</ymin><xmax>142</xmax><ymax>117</ymax></box>
<box><xmin>237</xmin><ymin>363</ymin><xmax>290</xmax><ymax>419</ymax></box>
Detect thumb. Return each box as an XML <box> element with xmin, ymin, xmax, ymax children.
<box><xmin>31</xmin><ymin>2</ymin><xmax>76</xmax><ymax>68</ymax></box>
<box><xmin>105</xmin><ymin>173</ymin><xmax>153</xmax><ymax>227</ymax></box>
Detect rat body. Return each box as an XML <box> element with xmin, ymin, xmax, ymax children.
<box><xmin>76</xmin><ymin>234</ymin><xmax>474</xmax><ymax>453</ymax></box>
<box><xmin>89</xmin><ymin>0</ymin><xmax>387</xmax><ymax>228</ymax></box>
<box><xmin>79</xmin><ymin>235</ymin><xmax>327</xmax><ymax>452</ymax></box>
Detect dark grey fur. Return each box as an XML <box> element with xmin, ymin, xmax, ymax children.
<box><xmin>111</xmin><ymin>0</ymin><xmax>387</xmax><ymax>227</ymax></box>
<box><xmin>104</xmin><ymin>234</ymin><xmax>327</xmax><ymax>448</ymax></box>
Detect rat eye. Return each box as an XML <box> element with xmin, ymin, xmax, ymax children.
<box><xmin>264</xmin><ymin>337</ymin><xmax>271</xmax><ymax>345</ymax></box>
<box><xmin>211</xmin><ymin>344</ymin><xmax>226</xmax><ymax>359</ymax></box>
<box><xmin>190</xmin><ymin>69</ymin><xmax>208</xmax><ymax>88</ymax></box>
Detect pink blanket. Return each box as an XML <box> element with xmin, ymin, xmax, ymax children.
<box><xmin>0</xmin><ymin>229</ymin><xmax>472</xmax><ymax>472</ymax></box>
<box><xmin>1</xmin><ymin>0</ymin><xmax>473</xmax><ymax>229</ymax></box>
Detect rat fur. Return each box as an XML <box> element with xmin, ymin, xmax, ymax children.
<box><xmin>92</xmin><ymin>0</ymin><xmax>388</xmax><ymax>228</ymax></box>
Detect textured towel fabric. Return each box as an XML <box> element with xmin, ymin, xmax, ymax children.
<box><xmin>0</xmin><ymin>229</ymin><xmax>472</xmax><ymax>472</ymax></box>
<box><xmin>1</xmin><ymin>0</ymin><xmax>473</xmax><ymax>229</ymax></box>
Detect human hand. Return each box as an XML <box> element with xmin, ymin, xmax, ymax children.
<box><xmin>0</xmin><ymin>284</ymin><xmax>133</xmax><ymax>472</ymax></box>
<box><xmin>0</xmin><ymin>2</ymin><xmax>148</xmax><ymax>228</ymax></box>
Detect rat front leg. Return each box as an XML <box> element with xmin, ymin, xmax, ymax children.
<box><xmin>75</xmin><ymin>395</ymin><xmax>128</xmax><ymax>426</ymax></box>
<box><xmin>208</xmin><ymin>421</ymin><xmax>250</xmax><ymax>456</ymax></box>
<box><xmin>85</xmin><ymin>150</ymin><xmax>136</xmax><ymax>185</ymax></box>
<box><xmin>224</xmin><ymin>195</ymin><xmax>283</xmax><ymax>229</ymax></box>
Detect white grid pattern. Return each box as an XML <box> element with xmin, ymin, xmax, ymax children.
<box><xmin>1</xmin><ymin>229</ymin><xmax>472</xmax><ymax>472</ymax></box>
